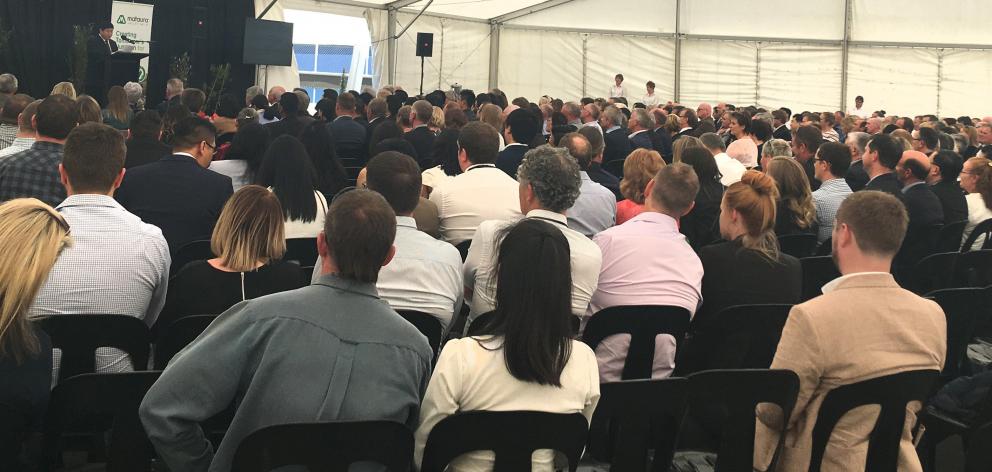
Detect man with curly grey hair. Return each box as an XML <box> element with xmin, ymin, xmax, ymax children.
<box><xmin>463</xmin><ymin>145</ymin><xmax>604</xmax><ymax>331</ymax></box>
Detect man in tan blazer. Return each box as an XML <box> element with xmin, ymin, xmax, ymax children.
<box><xmin>754</xmin><ymin>191</ymin><xmax>946</xmax><ymax>472</ymax></box>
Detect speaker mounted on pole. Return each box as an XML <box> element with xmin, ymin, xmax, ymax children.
<box><xmin>416</xmin><ymin>32</ymin><xmax>433</xmax><ymax>57</ymax></box>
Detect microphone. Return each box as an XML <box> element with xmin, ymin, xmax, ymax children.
<box><xmin>120</xmin><ymin>35</ymin><xmax>136</xmax><ymax>44</ymax></box>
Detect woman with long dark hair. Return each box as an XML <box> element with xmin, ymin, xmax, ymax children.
<box><xmin>680</xmin><ymin>146</ymin><xmax>725</xmax><ymax>250</ymax></box>
<box><xmin>414</xmin><ymin>219</ymin><xmax>600</xmax><ymax>471</ymax></box>
<box><xmin>726</xmin><ymin>111</ymin><xmax>758</xmax><ymax>168</ymax></box>
<box><xmin>255</xmin><ymin>135</ymin><xmax>327</xmax><ymax>238</ymax></box>
<box><xmin>209</xmin><ymin>122</ymin><xmax>270</xmax><ymax>191</ymax></box>
<box><xmin>299</xmin><ymin>121</ymin><xmax>349</xmax><ymax>198</ymax></box>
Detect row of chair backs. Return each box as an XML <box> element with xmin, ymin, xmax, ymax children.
<box><xmin>396</xmin><ymin>310</ymin><xmax>444</xmax><ymax>358</ymax></box>
<box><xmin>154</xmin><ymin>315</ymin><xmax>217</xmax><ymax>370</ymax></box>
<box><xmin>913</xmin><ymin>250</ymin><xmax>992</xmax><ymax>294</ymax></box>
<box><xmin>581</xmin><ymin>305</ymin><xmax>692</xmax><ymax>381</ymax></box>
<box><xmin>962</xmin><ymin>218</ymin><xmax>992</xmax><ymax>252</ymax></box>
<box><xmin>927</xmin><ymin>287</ymin><xmax>992</xmax><ymax>381</ymax></box>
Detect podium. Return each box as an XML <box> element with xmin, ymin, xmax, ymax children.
<box><xmin>108</xmin><ymin>52</ymin><xmax>148</xmax><ymax>87</ymax></box>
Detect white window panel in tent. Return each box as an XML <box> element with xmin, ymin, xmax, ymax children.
<box><xmin>938</xmin><ymin>49</ymin><xmax>992</xmax><ymax>118</ymax></box>
<box><xmin>679</xmin><ymin>40</ymin><xmax>758</xmax><ymax>106</ymax></box>
<box><xmin>392</xmin><ymin>12</ymin><xmax>491</xmax><ymax>93</ymax></box>
<box><xmin>757</xmin><ymin>43</ymin><xmax>842</xmax><ymax>112</ymax></box>
<box><xmin>845</xmin><ymin>47</ymin><xmax>938</xmax><ymax>116</ymax></box>
<box><xmin>504</xmin><ymin>0</ymin><xmax>677</xmax><ymax>34</ymax></box>
<box><xmin>585</xmin><ymin>35</ymin><xmax>676</xmax><ymax>100</ymax></box>
<box><xmin>679</xmin><ymin>0</ymin><xmax>844</xmax><ymax>41</ymax></box>
<box><xmin>498</xmin><ymin>29</ymin><xmax>585</xmax><ymax>101</ymax></box>
<box><xmin>851</xmin><ymin>0</ymin><xmax>990</xmax><ymax>45</ymax></box>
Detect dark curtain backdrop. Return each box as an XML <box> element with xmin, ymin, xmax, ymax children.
<box><xmin>0</xmin><ymin>0</ymin><xmax>255</xmax><ymax>107</ymax></box>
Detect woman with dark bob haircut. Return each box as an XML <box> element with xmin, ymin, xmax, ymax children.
<box><xmin>414</xmin><ymin>219</ymin><xmax>600</xmax><ymax>471</ymax></box>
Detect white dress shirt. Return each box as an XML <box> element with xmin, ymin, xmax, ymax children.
<box><xmin>963</xmin><ymin>193</ymin><xmax>992</xmax><ymax>250</ymax></box>
<box><xmin>208</xmin><ymin>159</ymin><xmax>250</xmax><ymax>191</ymax></box>
<box><xmin>414</xmin><ymin>337</ymin><xmax>601</xmax><ymax>471</ymax></box>
<box><xmin>567</xmin><ymin>171</ymin><xmax>617</xmax><ymax>237</ymax></box>
<box><xmin>282</xmin><ymin>190</ymin><xmax>328</xmax><ymax>239</ymax></box>
<box><xmin>641</xmin><ymin>93</ymin><xmax>661</xmax><ymax>108</ymax></box>
<box><xmin>714</xmin><ymin>152</ymin><xmax>746</xmax><ymax>187</ymax></box>
<box><xmin>464</xmin><ymin>209</ymin><xmax>603</xmax><ymax>328</ymax></box>
<box><xmin>583</xmin><ymin>120</ymin><xmax>604</xmax><ymax>135</ymax></box>
<box><xmin>429</xmin><ymin>164</ymin><xmax>522</xmax><ymax>244</ymax></box>
<box><xmin>609</xmin><ymin>85</ymin><xmax>627</xmax><ymax>98</ymax></box>
<box><xmin>29</xmin><ymin>194</ymin><xmax>170</xmax><ymax>379</ymax></box>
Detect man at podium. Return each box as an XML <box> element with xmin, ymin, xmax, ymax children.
<box><xmin>86</xmin><ymin>22</ymin><xmax>119</xmax><ymax>104</ymax></box>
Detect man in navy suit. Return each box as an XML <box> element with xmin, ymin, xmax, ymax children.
<box><xmin>116</xmin><ymin>116</ymin><xmax>233</xmax><ymax>253</ymax></box>
<box><xmin>601</xmin><ymin>106</ymin><xmax>631</xmax><ymax>164</ymax></box>
<box><xmin>403</xmin><ymin>100</ymin><xmax>436</xmax><ymax>168</ymax></box>
<box><xmin>627</xmin><ymin>108</ymin><xmax>654</xmax><ymax>151</ymax></box>
<box><xmin>496</xmin><ymin>108</ymin><xmax>540</xmax><ymax>178</ymax></box>
<box><xmin>328</xmin><ymin>92</ymin><xmax>368</xmax><ymax>163</ymax></box>
<box><xmin>862</xmin><ymin>134</ymin><xmax>904</xmax><ymax>198</ymax></box>
<box><xmin>894</xmin><ymin>150</ymin><xmax>944</xmax><ymax>270</ymax></box>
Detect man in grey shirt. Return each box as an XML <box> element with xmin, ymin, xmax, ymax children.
<box><xmin>561</xmin><ymin>132</ymin><xmax>617</xmax><ymax>237</ymax></box>
<box><xmin>140</xmin><ymin>190</ymin><xmax>434</xmax><ymax>472</ymax></box>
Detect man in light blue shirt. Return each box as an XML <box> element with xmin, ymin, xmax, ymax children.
<box><xmin>142</xmin><ymin>190</ymin><xmax>433</xmax><ymax>472</ymax></box>
<box><xmin>812</xmin><ymin>142</ymin><xmax>854</xmax><ymax>244</ymax></box>
<box><xmin>561</xmin><ymin>133</ymin><xmax>616</xmax><ymax>237</ymax></box>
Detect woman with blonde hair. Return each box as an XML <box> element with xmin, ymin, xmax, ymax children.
<box><xmin>0</xmin><ymin>199</ymin><xmax>71</xmax><ymax>468</ymax></box>
<box><xmin>682</xmin><ymin>171</ymin><xmax>802</xmax><ymax>373</ymax></box>
<box><xmin>429</xmin><ymin>106</ymin><xmax>445</xmax><ymax>133</ymax></box>
<box><xmin>766</xmin><ymin>156</ymin><xmax>816</xmax><ymax>235</ymax></box>
<box><xmin>479</xmin><ymin>103</ymin><xmax>506</xmax><ymax>150</ymax></box>
<box><xmin>160</xmin><ymin>186</ymin><xmax>306</xmax><ymax>324</ymax></box>
<box><xmin>672</xmin><ymin>135</ymin><xmax>703</xmax><ymax>163</ymax></box>
<box><xmin>76</xmin><ymin>95</ymin><xmax>103</xmax><ymax>124</ymax></box>
<box><xmin>617</xmin><ymin>148</ymin><xmax>665</xmax><ymax>224</ymax></box>
<box><xmin>101</xmin><ymin>85</ymin><xmax>134</xmax><ymax>130</ymax></box>
<box><xmin>960</xmin><ymin>156</ymin><xmax>992</xmax><ymax>250</ymax></box>
<box><xmin>50</xmin><ymin>81</ymin><xmax>77</xmax><ymax>99</ymax></box>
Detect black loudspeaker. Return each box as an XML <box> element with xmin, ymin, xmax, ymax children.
<box><xmin>416</xmin><ymin>32</ymin><xmax>433</xmax><ymax>57</ymax></box>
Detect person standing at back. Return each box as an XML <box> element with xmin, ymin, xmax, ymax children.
<box><xmin>141</xmin><ymin>190</ymin><xmax>433</xmax><ymax>472</ymax></box>
<box><xmin>753</xmin><ymin>191</ymin><xmax>945</xmax><ymax>472</ymax></box>
<box><xmin>0</xmin><ymin>94</ymin><xmax>78</xmax><ymax>207</ymax></box>
<box><xmin>115</xmin><ymin>116</ymin><xmax>233</xmax><ymax>253</ymax></box>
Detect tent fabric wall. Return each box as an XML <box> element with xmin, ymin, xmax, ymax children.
<box><xmin>939</xmin><ymin>49</ymin><xmax>992</xmax><ymax>117</ymax></box>
<box><xmin>366</xmin><ymin>8</ymin><xmax>390</xmax><ymax>91</ymax></box>
<box><xmin>498</xmin><ymin>29</ymin><xmax>584</xmax><ymax>101</ymax></box>
<box><xmin>585</xmin><ymin>35</ymin><xmax>676</xmax><ymax>101</ymax></box>
<box><xmin>757</xmin><ymin>44</ymin><xmax>842</xmax><ymax>112</ymax></box>
<box><xmin>845</xmin><ymin>47</ymin><xmax>939</xmax><ymax>116</ymax></box>
<box><xmin>680</xmin><ymin>0</ymin><xmax>845</xmax><ymax>40</ymax></box>
<box><xmin>851</xmin><ymin>0</ymin><xmax>988</xmax><ymax>45</ymax></box>
<box><xmin>505</xmin><ymin>0</ymin><xmax>677</xmax><ymax>34</ymax></box>
<box><xmin>393</xmin><ymin>13</ymin><xmax>491</xmax><ymax>94</ymax></box>
<box><xmin>679</xmin><ymin>40</ymin><xmax>758</xmax><ymax>106</ymax></box>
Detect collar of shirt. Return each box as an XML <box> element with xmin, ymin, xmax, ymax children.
<box><xmin>628</xmin><ymin>211</ymin><xmax>679</xmax><ymax>230</ymax></box>
<box><xmin>333</xmin><ymin>115</ymin><xmax>352</xmax><ymax>122</ymax></box>
<box><xmin>32</xmin><ymin>141</ymin><xmax>64</xmax><ymax>152</ymax></box>
<box><xmin>714</xmin><ymin>152</ymin><xmax>731</xmax><ymax>161</ymax></box>
<box><xmin>902</xmin><ymin>181</ymin><xmax>926</xmax><ymax>194</ymax></box>
<box><xmin>679</xmin><ymin>127</ymin><xmax>692</xmax><ymax>133</ymax></box>
<box><xmin>173</xmin><ymin>152</ymin><xmax>197</xmax><ymax>162</ymax></box>
<box><xmin>818</xmin><ymin>177</ymin><xmax>850</xmax><ymax>191</ymax></box>
<box><xmin>396</xmin><ymin>215</ymin><xmax>418</xmax><ymax>230</ymax></box>
<box><xmin>314</xmin><ymin>272</ymin><xmax>380</xmax><ymax>299</ymax></box>
<box><xmin>628</xmin><ymin>129</ymin><xmax>648</xmax><ymax>139</ymax></box>
<box><xmin>466</xmin><ymin>163</ymin><xmax>497</xmax><ymax>172</ymax></box>
<box><xmin>821</xmin><ymin>272</ymin><xmax>892</xmax><ymax>294</ymax></box>
<box><xmin>579</xmin><ymin>170</ymin><xmax>592</xmax><ymax>182</ymax></box>
<box><xmin>606</xmin><ymin>126</ymin><xmax>620</xmax><ymax>133</ymax></box>
<box><xmin>504</xmin><ymin>143</ymin><xmax>528</xmax><ymax>149</ymax></box>
<box><xmin>867</xmin><ymin>171</ymin><xmax>893</xmax><ymax>184</ymax></box>
<box><xmin>57</xmin><ymin>194</ymin><xmax>124</xmax><ymax>211</ymax></box>
<box><xmin>411</xmin><ymin>124</ymin><xmax>429</xmax><ymax>130</ymax></box>
<box><xmin>526</xmin><ymin>209</ymin><xmax>567</xmax><ymax>226</ymax></box>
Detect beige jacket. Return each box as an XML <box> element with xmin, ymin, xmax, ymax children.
<box><xmin>754</xmin><ymin>272</ymin><xmax>946</xmax><ymax>472</ymax></box>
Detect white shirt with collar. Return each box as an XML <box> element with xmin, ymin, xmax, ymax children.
<box><xmin>463</xmin><ymin>209</ymin><xmax>603</xmax><ymax>327</ymax></box>
<box><xmin>628</xmin><ymin>129</ymin><xmax>649</xmax><ymax>140</ymax></box>
<box><xmin>679</xmin><ymin>127</ymin><xmax>693</xmax><ymax>134</ymax></box>
<box><xmin>642</xmin><ymin>93</ymin><xmax>661</xmax><ymax>108</ymax></box>
<box><xmin>583</xmin><ymin>121</ymin><xmax>604</xmax><ymax>135</ymax></box>
<box><xmin>609</xmin><ymin>85</ymin><xmax>627</xmax><ymax>98</ymax></box>
<box><xmin>429</xmin><ymin>163</ymin><xmax>522</xmax><ymax>244</ymax></box>
<box><xmin>713</xmin><ymin>152</ymin><xmax>746</xmax><ymax>187</ymax></box>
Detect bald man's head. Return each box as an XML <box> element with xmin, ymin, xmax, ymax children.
<box><xmin>267</xmin><ymin>86</ymin><xmax>286</xmax><ymax>105</ymax></box>
<box><xmin>696</xmin><ymin>102</ymin><xmax>712</xmax><ymax>120</ymax></box>
<box><xmin>897</xmin><ymin>150</ymin><xmax>931</xmax><ymax>184</ymax></box>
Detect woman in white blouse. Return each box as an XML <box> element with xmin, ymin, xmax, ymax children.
<box><xmin>255</xmin><ymin>135</ymin><xmax>327</xmax><ymax>239</ymax></box>
<box><xmin>414</xmin><ymin>219</ymin><xmax>600</xmax><ymax>472</ymax></box>
<box><xmin>960</xmin><ymin>156</ymin><xmax>992</xmax><ymax>250</ymax></box>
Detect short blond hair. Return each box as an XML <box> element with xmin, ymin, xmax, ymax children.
<box><xmin>210</xmin><ymin>186</ymin><xmax>286</xmax><ymax>272</ymax></box>
<box><xmin>620</xmin><ymin>148</ymin><xmax>665</xmax><ymax>203</ymax></box>
<box><xmin>51</xmin><ymin>81</ymin><xmax>77</xmax><ymax>100</ymax></box>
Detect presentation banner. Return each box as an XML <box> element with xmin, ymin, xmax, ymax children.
<box><xmin>111</xmin><ymin>1</ymin><xmax>154</xmax><ymax>81</ymax></box>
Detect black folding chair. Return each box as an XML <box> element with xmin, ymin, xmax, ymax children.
<box><xmin>231</xmin><ymin>421</ymin><xmax>413</xmax><ymax>472</ymax></box>
<box><xmin>284</xmin><ymin>237</ymin><xmax>319</xmax><ymax>267</ymax></box>
<box><xmin>170</xmin><ymin>239</ymin><xmax>212</xmax><ymax>275</ymax></box>
<box><xmin>300</xmin><ymin>265</ymin><xmax>315</xmax><ymax>286</ymax></box>
<box><xmin>681</xmin><ymin>304</ymin><xmax>793</xmax><ymax>374</ymax></box>
<box><xmin>814</xmin><ymin>238</ymin><xmax>832</xmax><ymax>256</ymax></box>
<box><xmin>455</xmin><ymin>240</ymin><xmax>472</xmax><ymax>262</ymax></box>
<box><xmin>467</xmin><ymin>311</ymin><xmax>580</xmax><ymax>337</ymax></box>
<box><xmin>965</xmin><ymin>421</ymin><xmax>992</xmax><ymax>472</ymax></box>
<box><xmin>588</xmin><ymin>378</ymin><xmax>689</xmax><ymax>472</ymax></box>
<box><xmin>153</xmin><ymin>315</ymin><xmax>217</xmax><ymax>369</ymax></box>
<box><xmin>912</xmin><ymin>252</ymin><xmax>959</xmax><ymax>295</ymax></box>
<box><xmin>918</xmin><ymin>377</ymin><xmax>992</xmax><ymax>472</ymax></box>
<box><xmin>953</xmin><ymin>249</ymin><xmax>992</xmax><ymax>288</ymax></box>
<box><xmin>809</xmin><ymin>369</ymin><xmax>939</xmax><ymax>472</ymax></box>
<box><xmin>582</xmin><ymin>305</ymin><xmax>692</xmax><ymax>380</ymax></box>
<box><xmin>800</xmin><ymin>256</ymin><xmax>842</xmax><ymax>302</ymax></box>
<box><xmin>37</xmin><ymin>315</ymin><xmax>151</xmax><ymax>382</ymax></box>
<box><xmin>396</xmin><ymin>310</ymin><xmax>444</xmax><ymax>357</ymax></box>
<box><xmin>420</xmin><ymin>411</ymin><xmax>589</xmax><ymax>472</ymax></box>
<box><xmin>779</xmin><ymin>234</ymin><xmax>818</xmax><ymax>259</ymax></box>
<box><xmin>41</xmin><ymin>372</ymin><xmax>161</xmax><ymax>472</ymax></box>
<box><xmin>962</xmin><ymin>218</ymin><xmax>992</xmax><ymax>252</ymax></box>
<box><xmin>603</xmin><ymin>159</ymin><xmax>625</xmax><ymax>179</ymax></box>
<box><xmin>676</xmin><ymin>369</ymin><xmax>800</xmax><ymax>472</ymax></box>
<box><xmin>936</xmin><ymin>220</ymin><xmax>967</xmax><ymax>254</ymax></box>
<box><xmin>929</xmin><ymin>288</ymin><xmax>990</xmax><ymax>381</ymax></box>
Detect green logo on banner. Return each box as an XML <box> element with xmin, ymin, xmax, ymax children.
<box><xmin>117</xmin><ymin>15</ymin><xmax>126</xmax><ymax>25</ymax></box>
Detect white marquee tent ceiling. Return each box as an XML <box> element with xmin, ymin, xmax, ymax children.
<box><xmin>305</xmin><ymin>0</ymin><xmax>570</xmax><ymax>22</ymax></box>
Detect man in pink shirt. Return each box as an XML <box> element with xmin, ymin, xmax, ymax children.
<box><xmin>589</xmin><ymin>162</ymin><xmax>704</xmax><ymax>381</ymax></box>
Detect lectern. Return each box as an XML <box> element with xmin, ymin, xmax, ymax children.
<box><xmin>108</xmin><ymin>52</ymin><xmax>148</xmax><ymax>87</ymax></box>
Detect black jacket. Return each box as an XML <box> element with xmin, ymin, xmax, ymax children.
<box><xmin>404</xmin><ymin>126</ymin><xmax>436</xmax><ymax>168</ymax></box>
<box><xmin>930</xmin><ymin>180</ymin><xmax>968</xmax><ymax>224</ymax></box>
<box><xmin>680</xmin><ymin>182</ymin><xmax>724</xmax><ymax>251</ymax></box>
<box><xmin>603</xmin><ymin>128</ymin><xmax>632</xmax><ymax>164</ymax></box>
<box><xmin>773</xmin><ymin>125</ymin><xmax>792</xmax><ymax>141</ymax></box>
<box><xmin>845</xmin><ymin>160</ymin><xmax>870</xmax><ymax>192</ymax></box>
<box><xmin>903</xmin><ymin>182</ymin><xmax>945</xmax><ymax>228</ymax></box>
<box><xmin>85</xmin><ymin>34</ymin><xmax>117</xmax><ymax>97</ymax></box>
<box><xmin>265</xmin><ymin>115</ymin><xmax>314</xmax><ymax>140</ymax></box>
<box><xmin>629</xmin><ymin>131</ymin><xmax>653</xmax><ymax>151</ymax></box>
<box><xmin>692</xmin><ymin>118</ymin><xmax>716</xmax><ymax>138</ymax></box>
<box><xmin>863</xmin><ymin>172</ymin><xmax>903</xmax><ymax>198</ymax></box>
<box><xmin>587</xmin><ymin>162</ymin><xmax>622</xmax><ymax>201</ymax></box>
<box><xmin>650</xmin><ymin>128</ymin><xmax>674</xmax><ymax>162</ymax></box>
<box><xmin>328</xmin><ymin>116</ymin><xmax>368</xmax><ymax>163</ymax></box>
<box><xmin>496</xmin><ymin>144</ymin><xmax>529</xmax><ymax>179</ymax></box>
<box><xmin>115</xmin><ymin>154</ymin><xmax>233</xmax><ymax>253</ymax></box>
<box><xmin>124</xmin><ymin>137</ymin><xmax>171</xmax><ymax>169</ymax></box>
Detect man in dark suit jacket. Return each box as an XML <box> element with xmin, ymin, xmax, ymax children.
<box><xmin>496</xmin><ymin>109</ymin><xmax>539</xmax><ymax>178</ymax></box>
<box><xmin>676</xmin><ymin>108</ymin><xmax>699</xmax><ymax>139</ymax></box>
<box><xmin>365</xmin><ymin>97</ymin><xmax>389</xmax><ymax>146</ymax></box>
<box><xmin>328</xmin><ymin>92</ymin><xmax>368</xmax><ymax>163</ymax></box>
<box><xmin>403</xmin><ymin>100</ymin><xmax>436</xmax><ymax>167</ymax></box>
<box><xmin>692</xmin><ymin>118</ymin><xmax>716</xmax><ymax>138</ymax></box>
<box><xmin>578</xmin><ymin>127</ymin><xmax>621</xmax><ymax>201</ymax></box>
<box><xmin>927</xmin><ymin>150</ymin><xmax>968</xmax><ymax>223</ymax></box>
<box><xmin>124</xmin><ymin>110</ymin><xmax>171</xmax><ymax>169</ymax></box>
<box><xmin>895</xmin><ymin>151</ymin><xmax>945</xmax><ymax>270</ymax></box>
<box><xmin>627</xmin><ymin>108</ymin><xmax>654</xmax><ymax>151</ymax></box>
<box><xmin>861</xmin><ymin>134</ymin><xmax>904</xmax><ymax>198</ymax></box>
<box><xmin>85</xmin><ymin>23</ymin><xmax>118</xmax><ymax>103</ymax></box>
<box><xmin>772</xmin><ymin>110</ymin><xmax>792</xmax><ymax>141</ymax></box>
<box><xmin>116</xmin><ymin>116</ymin><xmax>233</xmax><ymax>253</ymax></box>
<box><xmin>651</xmin><ymin>126</ymin><xmax>674</xmax><ymax>163</ymax></box>
<box><xmin>265</xmin><ymin>92</ymin><xmax>313</xmax><ymax>140</ymax></box>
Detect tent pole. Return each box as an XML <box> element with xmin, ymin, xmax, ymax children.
<box><xmin>839</xmin><ymin>0</ymin><xmax>852</xmax><ymax>111</ymax></box>
<box><xmin>674</xmin><ymin>0</ymin><xmax>682</xmax><ymax>103</ymax></box>
<box><xmin>581</xmin><ymin>36</ymin><xmax>588</xmax><ymax>98</ymax></box>
<box><xmin>488</xmin><ymin>22</ymin><xmax>500</xmax><ymax>90</ymax></box>
<box><xmin>387</xmin><ymin>8</ymin><xmax>397</xmax><ymax>85</ymax></box>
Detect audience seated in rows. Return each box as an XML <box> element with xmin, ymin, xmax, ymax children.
<box><xmin>560</xmin><ymin>132</ymin><xmax>616</xmax><ymax>237</ymax></box>
<box><xmin>0</xmin><ymin>94</ymin><xmax>77</xmax><ymax>207</ymax></box>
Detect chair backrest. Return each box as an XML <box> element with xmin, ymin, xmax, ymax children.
<box><xmin>779</xmin><ymin>233</ymin><xmax>818</xmax><ymax>259</ymax></box>
<box><xmin>468</xmin><ymin>311</ymin><xmax>580</xmax><ymax>337</ymax></box>
<box><xmin>37</xmin><ymin>315</ymin><xmax>151</xmax><ymax>382</ymax></box>
<box><xmin>814</xmin><ymin>238</ymin><xmax>832</xmax><ymax>256</ymax></box>
<box><xmin>603</xmin><ymin>159</ymin><xmax>625</xmax><ymax>178</ymax></box>
<box><xmin>589</xmin><ymin>378</ymin><xmax>689</xmax><ymax>472</ymax></box>
<box><xmin>396</xmin><ymin>310</ymin><xmax>444</xmax><ymax>357</ymax></box>
<box><xmin>953</xmin><ymin>249</ymin><xmax>992</xmax><ymax>288</ymax></box>
<box><xmin>705</xmin><ymin>304</ymin><xmax>794</xmax><ymax>370</ymax></box>
<box><xmin>809</xmin><ymin>369</ymin><xmax>940</xmax><ymax>472</ymax></box>
<box><xmin>929</xmin><ymin>288</ymin><xmax>990</xmax><ymax>380</ymax></box>
<box><xmin>170</xmin><ymin>239</ymin><xmax>212</xmax><ymax>275</ymax></box>
<box><xmin>966</xmin><ymin>421</ymin><xmax>992</xmax><ymax>472</ymax></box>
<box><xmin>231</xmin><ymin>421</ymin><xmax>413</xmax><ymax>472</ymax></box>
<box><xmin>582</xmin><ymin>305</ymin><xmax>692</xmax><ymax>380</ymax></box>
<box><xmin>962</xmin><ymin>218</ymin><xmax>992</xmax><ymax>252</ymax></box>
<box><xmin>420</xmin><ymin>411</ymin><xmax>589</xmax><ymax>472</ymax></box>
<box><xmin>153</xmin><ymin>315</ymin><xmax>217</xmax><ymax>370</ymax></box>
<box><xmin>455</xmin><ymin>240</ymin><xmax>472</xmax><ymax>262</ymax></box>
<box><xmin>936</xmin><ymin>220</ymin><xmax>967</xmax><ymax>253</ymax></box>
<box><xmin>687</xmin><ymin>369</ymin><xmax>800</xmax><ymax>472</ymax></box>
<box><xmin>912</xmin><ymin>252</ymin><xmax>959</xmax><ymax>295</ymax></box>
<box><xmin>800</xmin><ymin>256</ymin><xmax>842</xmax><ymax>302</ymax></box>
<box><xmin>284</xmin><ymin>237</ymin><xmax>319</xmax><ymax>267</ymax></box>
<box><xmin>42</xmin><ymin>372</ymin><xmax>161</xmax><ymax>472</ymax></box>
